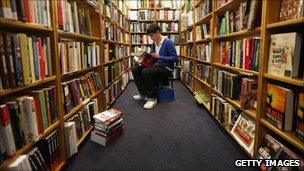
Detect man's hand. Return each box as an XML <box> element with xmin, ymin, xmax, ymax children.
<box><xmin>151</xmin><ymin>53</ymin><xmax>160</xmax><ymax>59</ymax></box>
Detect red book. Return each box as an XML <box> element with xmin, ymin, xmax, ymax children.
<box><xmin>244</xmin><ymin>38</ymin><xmax>252</xmax><ymax>70</ymax></box>
<box><xmin>137</xmin><ymin>52</ymin><xmax>157</xmax><ymax>68</ymax></box>
<box><xmin>57</xmin><ymin>0</ymin><xmax>63</xmax><ymax>29</ymax></box>
<box><xmin>22</xmin><ymin>0</ymin><xmax>30</xmax><ymax>22</ymax></box>
<box><xmin>38</xmin><ymin>38</ymin><xmax>46</xmax><ymax>79</ymax></box>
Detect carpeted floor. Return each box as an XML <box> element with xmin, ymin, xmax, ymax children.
<box><xmin>63</xmin><ymin>81</ymin><xmax>256</xmax><ymax>170</ymax></box>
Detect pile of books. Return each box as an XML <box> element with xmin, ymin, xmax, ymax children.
<box><xmin>90</xmin><ymin>108</ymin><xmax>123</xmax><ymax>146</ymax></box>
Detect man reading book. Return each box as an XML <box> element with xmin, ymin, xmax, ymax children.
<box><xmin>132</xmin><ymin>23</ymin><xmax>178</xmax><ymax>109</ymax></box>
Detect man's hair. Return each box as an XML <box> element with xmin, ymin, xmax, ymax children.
<box><xmin>147</xmin><ymin>23</ymin><xmax>161</xmax><ymax>34</ymax></box>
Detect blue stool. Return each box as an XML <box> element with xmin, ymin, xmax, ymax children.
<box><xmin>157</xmin><ymin>74</ymin><xmax>175</xmax><ymax>102</ymax></box>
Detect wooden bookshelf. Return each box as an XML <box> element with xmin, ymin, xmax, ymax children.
<box><xmin>180</xmin><ymin>0</ymin><xmax>304</xmax><ymax>159</ymax></box>
<box><xmin>77</xmin><ymin>126</ymin><xmax>94</xmax><ymax>147</ymax></box>
<box><xmin>0</xmin><ymin>0</ymin><xmax>131</xmax><ymax>170</ymax></box>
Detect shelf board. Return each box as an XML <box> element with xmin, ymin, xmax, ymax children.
<box><xmin>194</xmin><ymin>13</ymin><xmax>212</xmax><ymax>26</ymax></box>
<box><xmin>193</xmin><ymin>75</ymin><xmax>212</xmax><ymax>89</ymax></box>
<box><xmin>58</xmin><ymin>30</ymin><xmax>100</xmax><ymax>41</ymax></box>
<box><xmin>0</xmin><ymin>17</ymin><xmax>53</xmax><ymax>32</ymax></box>
<box><xmin>260</xmin><ymin>119</ymin><xmax>304</xmax><ymax>151</ymax></box>
<box><xmin>213</xmin><ymin>89</ymin><xmax>257</xmax><ymax>119</ymax></box>
<box><xmin>129</xmin><ymin>20</ymin><xmax>154</xmax><ymax>23</ymax></box>
<box><xmin>214</xmin><ymin>0</ymin><xmax>245</xmax><ymax>15</ymax></box>
<box><xmin>62</xmin><ymin>65</ymin><xmax>102</xmax><ymax>80</ymax></box>
<box><xmin>267</xmin><ymin>18</ymin><xmax>304</xmax><ymax>29</ymax></box>
<box><xmin>156</xmin><ymin>19</ymin><xmax>179</xmax><ymax>22</ymax></box>
<box><xmin>0</xmin><ymin>121</ymin><xmax>60</xmax><ymax>170</ymax></box>
<box><xmin>63</xmin><ymin>91</ymin><xmax>102</xmax><ymax>121</ymax></box>
<box><xmin>214</xmin><ymin>27</ymin><xmax>261</xmax><ymax>40</ymax></box>
<box><xmin>193</xmin><ymin>0</ymin><xmax>204</xmax><ymax>8</ymax></box>
<box><xmin>184</xmin><ymin>82</ymin><xmax>194</xmax><ymax>94</ymax></box>
<box><xmin>103</xmin><ymin>56</ymin><xmax>131</xmax><ymax>65</ymax></box>
<box><xmin>193</xmin><ymin>58</ymin><xmax>211</xmax><ymax>64</ymax></box>
<box><xmin>0</xmin><ymin>76</ymin><xmax>56</xmax><ymax>98</ymax></box>
<box><xmin>194</xmin><ymin>38</ymin><xmax>212</xmax><ymax>43</ymax></box>
<box><xmin>77</xmin><ymin>126</ymin><xmax>94</xmax><ymax>147</ymax></box>
<box><xmin>264</xmin><ymin>73</ymin><xmax>304</xmax><ymax>87</ymax></box>
<box><xmin>131</xmin><ymin>43</ymin><xmax>152</xmax><ymax>46</ymax></box>
<box><xmin>213</xmin><ymin>63</ymin><xmax>259</xmax><ymax>76</ymax></box>
<box><xmin>130</xmin><ymin>8</ymin><xmax>155</xmax><ymax>10</ymax></box>
<box><xmin>155</xmin><ymin>8</ymin><xmax>179</xmax><ymax>10</ymax></box>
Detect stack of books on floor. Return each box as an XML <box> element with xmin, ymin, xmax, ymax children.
<box><xmin>90</xmin><ymin>108</ymin><xmax>123</xmax><ymax>146</ymax></box>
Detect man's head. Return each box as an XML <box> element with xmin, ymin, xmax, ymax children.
<box><xmin>147</xmin><ymin>23</ymin><xmax>162</xmax><ymax>43</ymax></box>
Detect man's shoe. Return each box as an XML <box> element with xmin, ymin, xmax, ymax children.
<box><xmin>143</xmin><ymin>98</ymin><xmax>157</xmax><ymax>109</ymax></box>
<box><xmin>133</xmin><ymin>94</ymin><xmax>147</xmax><ymax>101</ymax></box>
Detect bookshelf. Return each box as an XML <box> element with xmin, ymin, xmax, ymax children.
<box><xmin>0</xmin><ymin>0</ymin><xmax>130</xmax><ymax>170</ymax></box>
<box><xmin>180</xmin><ymin>0</ymin><xmax>304</xmax><ymax>159</ymax></box>
<box><xmin>128</xmin><ymin>0</ymin><xmax>182</xmax><ymax>59</ymax></box>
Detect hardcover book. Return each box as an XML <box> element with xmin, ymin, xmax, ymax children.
<box><xmin>231</xmin><ymin>114</ymin><xmax>255</xmax><ymax>156</ymax></box>
<box><xmin>265</xmin><ymin>84</ymin><xmax>294</xmax><ymax>131</ymax></box>
<box><xmin>267</xmin><ymin>32</ymin><xmax>302</xmax><ymax>78</ymax></box>
<box><xmin>295</xmin><ymin>92</ymin><xmax>304</xmax><ymax>140</ymax></box>
<box><xmin>279</xmin><ymin>0</ymin><xmax>304</xmax><ymax>22</ymax></box>
<box><xmin>135</xmin><ymin>52</ymin><xmax>157</xmax><ymax>68</ymax></box>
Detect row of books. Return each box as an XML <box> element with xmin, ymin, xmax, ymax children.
<box><xmin>166</xmin><ymin>35</ymin><xmax>180</xmax><ymax>44</ymax></box>
<box><xmin>159</xmin><ymin>22</ymin><xmax>178</xmax><ymax>32</ymax></box>
<box><xmin>129</xmin><ymin>10</ymin><xmax>154</xmax><ymax>21</ymax></box>
<box><xmin>131</xmin><ymin>22</ymin><xmax>151</xmax><ymax>32</ymax></box>
<box><xmin>211</xmin><ymin>93</ymin><xmax>256</xmax><ymax>155</ymax></box>
<box><xmin>103</xmin><ymin>21</ymin><xmax>130</xmax><ymax>43</ymax></box>
<box><xmin>59</xmin><ymin>41</ymin><xmax>101</xmax><ymax>74</ymax></box>
<box><xmin>62</xmin><ymin>72</ymin><xmax>103</xmax><ymax>115</ymax></box>
<box><xmin>7</xmin><ymin>131</ymin><xmax>60</xmax><ymax>170</ymax></box>
<box><xmin>212</xmin><ymin>69</ymin><xmax>258</xmax><ymax>109</ymax></box>
<box><xmin>219</xmin><ymin>37</ymin><xmax>261</xmax><ymax>72</ymax></box>
<box><xmin>196</xmin><ymin>43</ymin><xmax>212</xmax><ymax>62</ymax></box>
<box><xmin>180</xmin><ymin>30</ymin><xmax>193</xmax><ymax>43</ymax></box>
<box><xmin>0</xmin><ymin>33</ymin><xmax>52</xmax><ymax>90</ymax></box>
<box><xmin>181</xmin><ymin>11</ymin><xmax>193</xmax><ymax>28</ymax></box>
<box><xmin>266</xmin><ymin>84</ymin><xmax>303</xmax><ymax>138</ymax></box>
<box><xmin>104</xmin><ymin>60</ymin><xmax>130</xmax><ymax>87</ymax></box>
<box><xmin>131</xmin><ymin>34</ymin><xmax>153</xmax><ymax>44</ymax></box>
<box><xmin>57</xmin><ymin>0</ymin><xmax>92</xmax><ymax>36</ymax></box>
<box><xmin>267</xmin><ymin>32</ymin><xmax>303</xmax><ymax>79</ymax></box>
<box><xmin>0</xmin><ymin>88</ymin><xmax>57</xmax><ymax>161</ymax></box>
<box><xmin>216</xmin><ymin>0</ymin><xmax>232</xmax><ymax>8</ymax></box>
<box><xmin>194</xmin><ymin>0</ymin><xmax>212</xmax><ymax>23</ymax></box>
<box><xmin>0</xmin><ymin>0</ymin><xmax>51</xmax><ymax>26</ymax></box>
<box><xmin>195</xmin><ymin>24</ymin><xmax>211</xmax><ymax>40</ymax></box>
<box><xmin>196</xmin><ymin>64</ymin><xmax>211</xmax><ymax>84</ymax></box>
<box><xmin>104</xmin><ymin>44</ymin><xmax>130</xmax><ymax>63</ymax></box>
<box><xmin>112</xmin><ymin>0</ymin><xmax>129</xmax><ymax>15</ymax></box>
<box><xmin>181</xmin><ymin>71</ymin><xmax>194</xmax><ymax>88</ymax></box>
<box><xmin>279</xmin><ymin>0</ymin><xmax>304</xmax><ymax>22</ymax></box>
<box><xmin>211</xmin><ymin>94</ymin><xmax>241</xmax><ymax>130</ymax></box>
<box><xmin>64</xmin><ymin>98</ymin><xmax>98</xmax><ymax>158</ymax></box>
<box><xmin>91</xmin><ymin>108</ymin><xmax>124</xmax><ymax>146</ymax></box>
<box><xmin>104</xmin><ymin>74</ymin><xmax>129</xmax><ymax>107</ymax></box>
<box><xmin>256</xmin><ymin>134</ymin><xmax>304</xmax><ymax>171</ymax></box>
<box><xmin>216</xmin><ymin>0</ymin><xmax>261</xmax><ymax>35</ymax></box>
<box><xmin>127</xmin><ymin>0</ymin><xmax>182</xmax><ymax>9</ymax></box>
<box><xmin>131</xmin><ymin>45</ymin><xmax>152</xmax><ymax>56</ymax></box>
<box><xmin>156</xmin><ymin>9</ymin><xmax>179</xmax><ymax>20</ymax></box>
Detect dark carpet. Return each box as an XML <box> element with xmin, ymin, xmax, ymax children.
<box><xmin>63</xmin><ymin>81</ymin><xmax>256</xmax><ymax>171</ymax></box>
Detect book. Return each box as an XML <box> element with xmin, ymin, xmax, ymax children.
<box><xmin>279</xmin><ymin>0</ymin><xmax>304</xmax><ymax>22</ymax></box>
<box><xmin>267</xmin><ymin>32</ymin><xmax>302</xmax><ymax>78</ymax></box>
<box><xmin>231</xmin><ymin>114</ymin><xmax>255</xmax><ymax>156</ymax></box>
<box><xmin>256</xmin><ymin>134</ymin><xmax>284</xmax><ymax>171</ymax></box>
<box><xmin>93</xmin><ymin>108</ymin><xmax>123</xmax><ymax>126</ymax></box>
<box><xmin>265</xmin><ymin>84</ymin><xmax>294</xmax><ymax>131</ymax></box>
<box><xmin>295</xmin><ymin>92</ymin><xmax>304</xmax><ymax>140</ymax></box>
<box><xmin>135</xmin><ymin>52</ymin><xmax>157</xmax><ymax>68</ymax></box>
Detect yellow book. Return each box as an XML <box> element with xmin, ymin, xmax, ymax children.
<box><xmin>27</xmin><ymin>37</ymin><xmax>35</xmax><ymax>83</ymax></box>
<box><xmin>18</xmin><ymin>34</ymin><xmax>30</xmax><ymax>85</ymax></box>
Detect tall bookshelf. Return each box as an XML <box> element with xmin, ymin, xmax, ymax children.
<box><xmin>180</xmin><ymin>0</ymin><xmax>304</xmax><ymax>158</ymax></box>
<box><xmin>128</xmin><ymin>0</ymin><xmax>181</xmax><ymax>63</ymax></box>
<box><xmin>0</xmin><ymin>0</ymin><xmax>131</xmax><ymax>170</ymax></box>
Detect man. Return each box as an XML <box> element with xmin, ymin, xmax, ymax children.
<box><xmin>132</xmin><ymin>23</ymin><xmax>178</xmax><ymax>109</ymax></box>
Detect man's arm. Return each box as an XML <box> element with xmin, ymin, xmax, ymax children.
<box><xmin>159</xmin><ymin>41</ymin><xmax>178</xmax><ymax>62</ymax></box>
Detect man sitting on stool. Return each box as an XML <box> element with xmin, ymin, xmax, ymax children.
<box><xmin>132</xmin><ymin>23</ymin><xmax>178</xmax><ymax>109</ymax></box>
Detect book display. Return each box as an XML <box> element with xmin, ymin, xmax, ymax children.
<box><xmin>0</xmin><ymin>0</ymin><xmax>130</xmax><ymax>170</ymax></box>
<box><xmin>180</xmin><ymin>0</ymin><xmax>304</xmax><ymax>160</ymax></box>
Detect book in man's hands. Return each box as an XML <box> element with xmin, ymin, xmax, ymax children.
<box><xmin>135</xmin><ymin>52</ymin><xmax>157</xmax><ymax>68</ymax></box>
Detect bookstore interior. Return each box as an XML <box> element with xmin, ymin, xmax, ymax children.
<box><xmin>0</xmin><ymin>0</ymin><xmax>303</xmax><ymax>170</ymax></box>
